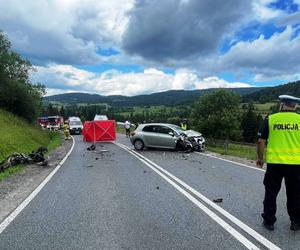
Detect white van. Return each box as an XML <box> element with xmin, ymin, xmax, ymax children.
<box><xmin>68</xmin><ymin>116</ymin><xmax>83</xmax><ymax>135</ymax></box>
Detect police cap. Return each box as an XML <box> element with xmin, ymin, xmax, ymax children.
<box><xmin>279</xmin><ymin>95</ymin><xmax>300</xmax><ymax>104</ymax></box>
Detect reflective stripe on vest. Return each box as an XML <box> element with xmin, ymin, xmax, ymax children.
<box><xmin>266</xmin><ymin>112</ymin><xmax>300</xmax><ymax>165</ymax></box>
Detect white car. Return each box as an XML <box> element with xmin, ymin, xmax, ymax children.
<box><xmin>94</xmin><ymin>114</ymin><xmax>108</xmax><ymax>120</ymax></box>
<box><xmin>68</xmin><ymin>116</ymin><xmax>83</xmax><ymax>135</ymax></box>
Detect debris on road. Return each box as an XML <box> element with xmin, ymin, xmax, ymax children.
<box><xmin>85</xmin><ymin>165</ymin><xmax>93</xmax><ymax>167</ymax></box>
<box><xmin>213</xmin><ymin>198</ymin><xmax>223</xmax><ymax>203</ymax></box>
<box><xmin>95</xmin><ymin>157</ymin><xmax>99</xmax><ymax>160</ymax></box>
<box><xmin>87</xmin><ymin>144</ymin><xmax>96</xmax><ymax>151</ymax></box>
<box><xmin>156</xmin><ymin>186</ymin><xmax>160</xmax><ymax>189</ymax></box>
<box><xmin>99</xmin><ymin>150</ymin><xmax>109</xmax><ymax>153</ymax></box>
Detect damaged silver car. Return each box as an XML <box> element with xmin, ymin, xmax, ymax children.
<box><xmin>130</xmin><ymin>123</ymin><xmax>205</xmax><ymax>151</ymax></box>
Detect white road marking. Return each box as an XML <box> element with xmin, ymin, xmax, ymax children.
<box><xmin>116</xmin><ymin>142</ymin><xmax>281</xmax><ymax>250</ymax></box>
<box><xmin>196</xmin><ymin>152</ymin><xmax>266</xmax><ymax>172</ymax></box>
<box><xmin>0</xmin><ymin>137</ymin><xmax>75</xmax><ymax>235</ymax></box>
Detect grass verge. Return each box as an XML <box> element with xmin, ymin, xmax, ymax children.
<box><xmin>0</xmin><ymin>165</ymin><xmax>24</xmax><ymax>182</ymax></box>
<box><xmin>206</xmin><ymin>143</ymin><xmax>257</xmax><ymax>160</ymax></box>
<box><xmin>0</xmin><ymin>109</ymin><xmax>62</xmax><ymax>181</ymax></box>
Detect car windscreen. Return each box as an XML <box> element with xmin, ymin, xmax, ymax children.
<box><xmin>168</xmin><ymin>124</ymin><xmax>184</xmax><ymax>134</ymax></box>
<box><xmin>69</xmin><ymin>121</ymin><xmax>82</xmax><ymax>126</ymax></box>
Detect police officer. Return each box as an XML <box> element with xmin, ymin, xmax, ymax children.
<box><xmin>257</xmin><ymin>95</ymin><xmax>300</xmax><ymax>231</ymax></box>
<box><xmin>180</xmin><ymin>118</ymin><xmax>188</xmax><ymax>131</ymax></box>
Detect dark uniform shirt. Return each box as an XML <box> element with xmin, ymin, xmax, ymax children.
<box><xmin>258</xmin><ymin>116</ymin><xmax>269</xmax><ymax>140</ymax></box>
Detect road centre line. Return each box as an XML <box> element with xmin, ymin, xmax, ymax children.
<box><xmin>116</xmin><ymin>143</ymin><xmax>259</xmax><ymax>250</ymax></box>
<box><xmin>0</xmin><ymin>137</ymin><xmax>75</xmax><ymax>235</ymax></box>
<box><xmin>196</xmin><ymin>152</ymin><xmax>265</xmax><ymax>172</ymax></box>
<box><xmin>116</xmin><ymin>142</ymin><xmax>281</xmax><ymax>250</ymax></box>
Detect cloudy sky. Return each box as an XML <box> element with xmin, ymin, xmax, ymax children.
<box><xmin>1</xmin><ymin>0</ymin><xmax>300</xmax><ymax>96</ymax></box>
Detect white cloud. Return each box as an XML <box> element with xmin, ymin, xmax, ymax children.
<box><xmin>0</xmin><ymin>0</ymin><xmax>134</xmax><ymax>65</ymax></box>
<box><xmin>219</xmin><ymin>26</ymin><xmax>300</xmax><ymax>81</ymax></box>
<box><xmin>2</xmin><ymin>0</ymin><xmax>299</xmax><ymax>88</ymax></box>
<box><xmin>33</xmin><ymin>65</ymin><xmax>251</xmax><ymax>96</ymax></box>
<box><xmin>252</xmin><ymin>0</ymin><xmax>283</xmax><ymax>20</ymax></box>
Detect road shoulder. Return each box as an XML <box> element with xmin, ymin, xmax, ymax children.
<box><xmin>202</xmin><ymin>150</ymin><xmax>264</xmax><ymax>170</ymax></box>
<box><xmin>0</xmin><ymin>137</ymin><xmax>72</xmax><ymax>223</ymax></box>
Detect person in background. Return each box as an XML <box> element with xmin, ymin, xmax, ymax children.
<box><xmin>124</xmin><ymin>120</ymin><xmax>131</xmax><ymax>138</ymax></box>
<box><xmin>256</xmin><ymin>95</ymin><xmax>300</xmax><ymax>231</ymax></box>
<box><xmin>63</xmin><ymin>120</ymin><xmax>71</xmax><ymax>140</ymax></box>
<box><xmin>180</xmin><ymin>118</ymin><xmax>188</xmax><ymax>131</ymax></box>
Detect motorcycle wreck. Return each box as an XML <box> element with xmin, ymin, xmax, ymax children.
<box><xmin>175</xmin><ymin>130</ymin><xmax>205</xmax><ymax>152</ymax></box>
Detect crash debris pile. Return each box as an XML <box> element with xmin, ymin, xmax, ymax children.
<box><xmin>0</xmin><ymin>147</ymin><xmax>48</xmax><ymax>172</ymax></box>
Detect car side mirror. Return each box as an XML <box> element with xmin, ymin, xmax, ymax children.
<box><xmin>168</xmin><ymin>131</ymin><xmax>174</xmax><ymax>136</ymax></box>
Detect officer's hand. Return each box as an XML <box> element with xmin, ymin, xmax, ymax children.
<box><xmin>256</xmin><ymin>159</ymin><xmax>264</xmax><ymax>168</ymax></box>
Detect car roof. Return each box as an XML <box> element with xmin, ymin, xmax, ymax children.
<box><xmin>138</xmin><ymin>123</ymin><xmax>181</xmax><ymax>129</ymax></box>
<box><xmin>139</xmin><ymin>123</ymin><xmax>175</xmax><ymax>126</ymax></box>
<box><xmin>69</xmin><ymin>116</ymin><xmax>81</xmax><ymax>120</ymax></box>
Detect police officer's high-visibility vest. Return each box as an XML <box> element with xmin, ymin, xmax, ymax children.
<box><xmin>180</xmin><ymin>123</ymin><xmax>187</xmax><ymax>131</ymax></box>
<box><xmin>266</xmin><ymin>112</ymin><xmax>300</xmax><ymax>165</ymax></box>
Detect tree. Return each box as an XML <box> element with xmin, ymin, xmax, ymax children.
<box><xmin>193</xmin><ymin>89</ymin><xmax>242</xmax><ymax>140</ymax></box>
<box><xmin>241</xmin><ymin>103</ymin><xmax>260</xmax><ymax>142</ymax></box>
<box><xmin>45</xmin><ymin>103</ymin><xmax>58</xmax><ymax>116</ymax></box>
<box><xmin>0</xmin><ymin>31</ymin><xmax>45</xmax><ymax>121</ymax></box>
<box><xmin>59</xmin><ymin>105</ymin><xmax>66</xmax><ymax>118</ymax></box>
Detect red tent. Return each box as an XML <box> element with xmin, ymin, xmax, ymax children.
<box><xmin>83</xmin><ymin>120</ymin><xmax>116</xmax><ymax>142</ymax></box>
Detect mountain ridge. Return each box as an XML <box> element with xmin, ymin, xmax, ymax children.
<box><xmin>44</xmin><ymin>80</ymin><xmax>300</xmax><ymax>106</ymax></box>
<box><xmin>44</xmin><ymin>87</ymin><xmax>263</xmax><ymax>106</ymax></box>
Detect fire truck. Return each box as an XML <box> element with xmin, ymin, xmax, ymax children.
<box><xmin>38</xmin><ymin>116</ymin><xmax>64</xmax><ymax>130</ymax></box>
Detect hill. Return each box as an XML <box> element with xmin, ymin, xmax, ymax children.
<box><xmin>0</xmin><ymin>109</ymin><xmax>61</xmax><ymax>162</ymax></box>
<box><xmin>243</xmin><ymin>80</ymin><xmax>300</xmax><ymax>102</ymax></box>
<box><xmin>44</xmin><ymin>87</ymin><xmax>263</xmax><ymax>107</ymax></box>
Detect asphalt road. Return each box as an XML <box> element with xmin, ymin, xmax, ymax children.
<box><xmin>0</xmin><ymin>134</ymin><xmax>299</xmax><ymax>249</ymax></box>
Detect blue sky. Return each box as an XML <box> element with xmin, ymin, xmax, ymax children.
<box><xmin>0</xmin><ymin>0</ymin><xmax>300</xmax><ymax>96</ymax></box>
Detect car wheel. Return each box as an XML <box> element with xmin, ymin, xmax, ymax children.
<box><xmin>134</xmin><ymin>139</ymin><xmax>144</xmax><ymax>150</ymax></box>
<box><xmin>175</xmin><ymin>140</ymin><xmax>185</xmax><ymax>151</ymax></box>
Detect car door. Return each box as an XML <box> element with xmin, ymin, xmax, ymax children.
<box><xmin>155</xmin><ymin>125</ymin><xmax>177</xmax><ymax>149</ymax></box>
<box><xmin>141</xmin><ymin>125</ymin><xmax>159</xmax><ymax>147</ymax></box>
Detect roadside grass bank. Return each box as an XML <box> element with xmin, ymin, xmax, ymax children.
<box><xmin>0</xmin><ymin>165</ymin><xmax>24</xmax><ymax>182</ymax></box>
<box><xmin>0</xmin><ymin>109</ymin><xmax>61</xmax><ymax>180</ymax></box>
<box><xmin>206</xmin><ymin>140</ymin><xmax>257</xmax><ymax>160</ymax></box>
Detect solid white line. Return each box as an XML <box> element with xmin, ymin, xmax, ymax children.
<box><xmin>196</xmin><ymin>152</ymin><xmax>266</xmax><ymax>172</ymax></box>
<box><xmin>0</xmin><ymin>137</ymin><xmax>75</xmax><ymax>235</ymax></box>
<box><xmin>115</xmin><ymin>143</ymin><xmax>260</xmax><ymax>250</ymax></box>
<box><xmin>116</xmin><ymin>142</ymin><xmax>281</xmax><ymax>250</ymax></box>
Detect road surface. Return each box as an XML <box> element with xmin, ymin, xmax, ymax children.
<box><xmin>0</xmin><ymin>134</ymin><xmax>299</xmax><ymax>249</ymax></box>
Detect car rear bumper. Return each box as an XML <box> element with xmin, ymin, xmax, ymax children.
<box><xmin>70</xmin><ymin>128</ymin><xmax>82</xmax><ymax>134</ymax></box>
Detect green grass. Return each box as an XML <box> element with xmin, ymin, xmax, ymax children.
<box><xmin>206</xmin><ymin>143</ymin><xmax>257</xmax><ymax>160</ymax></box>
<box><xmin>239</xmin><ymin>102</ymin><xmax>277</xmax><ymax>118</ymax></box>
<box><xmin>0</xmin><ymin>165</ymin><xmax>24</xmax><ymax>182</ymax></box>
<box><xmin>0</xmin><ymin>109</ymin><xmax>62</xmax><ymax>180</ymax></box>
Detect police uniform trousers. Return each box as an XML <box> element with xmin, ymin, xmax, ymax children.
<box><xmin>263</xmin><ymin>163</ymin><xmax>300</xmax><ymax>224</ymax></box>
